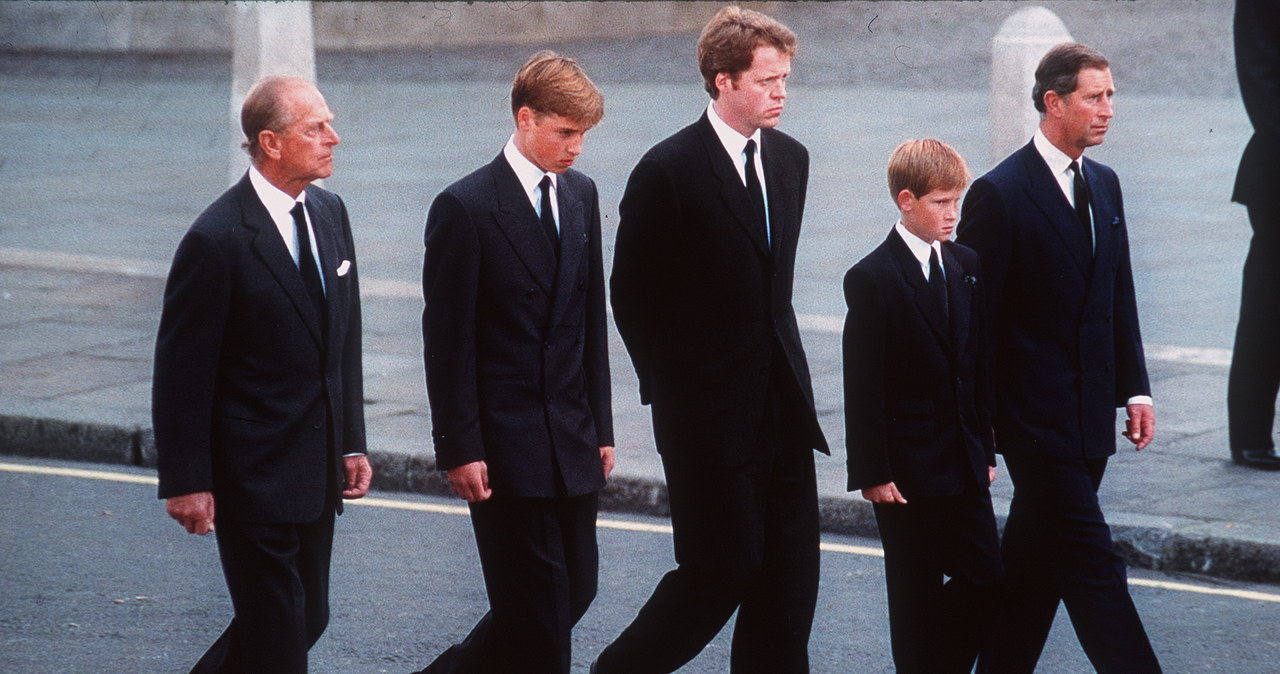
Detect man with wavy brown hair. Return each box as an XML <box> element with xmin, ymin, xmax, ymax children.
<box><xmin>597</xmin><ymin>7</ymin><xmax>827</xmax><ymax>673</ymax></box>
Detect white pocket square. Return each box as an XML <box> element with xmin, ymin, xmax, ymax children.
<box><xmin>336</xmin><ymin>260</ymin><xmax>351</xmax><ymax>277</ymax></box>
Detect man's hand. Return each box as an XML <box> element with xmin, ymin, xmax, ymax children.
<box><xmin>167</xmin><ymin>491</ymin><xmax>215</xmax><ymax>535</ymax></box>
<box><xmin>447</xmin><ymin>460</ymin><xmax>492</xmax><ymax>502</ymax></box>
<box><xmin>861</xmin><ymin>481</ymin><xmax>908</xmax><ymax>505</ymax></box>
<box><xmin>988</xmin><ymin>466</ymin><xmax>998</xmax><ymax>485</ymax></box>
<box><xmin>342</xmin><ymin>454</ymin><xmax>373</xmax><ymax>499</ymax></box>
<box><xmin>1125</xmin><ymin>403</ymin><xmax>1155</xmax><ymax>450</ymax></box>
<box><xmin>600</xmin><ymin>446</ymin><xmax>615</xmax><ymax>478</ymax></box>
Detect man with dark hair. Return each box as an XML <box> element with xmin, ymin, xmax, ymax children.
<box><xmin>1227</xmin><ymin>0</ymin><xmax>1280</xmax><ymax>470</ymax></box>
<box><xmin>417</xmin><ymin>51</ymin><xmax>612</xmax><ymax>674</ymax></box>
<box><xmin>596</xmin><ymin>6</ymin><xmax>828</xmax><ymax>673</ymax></box>
<box><xmin>958</xmin><ymin>42</ymin><xmax>1161</xmax><ymax>672</ymax></box>
<box><xmin>154</xmin><ymin>75</ymin><xmax>372</xmax><ymax>673</ymax></box>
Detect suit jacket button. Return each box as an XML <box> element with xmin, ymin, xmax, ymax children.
<box><xmin>544</xmin><ymin>341</ymin><xmax>552</xmax><ymax>350</ymax></box>
<box><xmin>313</xmin><ymin>422</ymin><xmax>323</xmax><ymax>430</ymax></box>
<box><xmin>526</xmin><ymin>288</ymin><xmax>537</xmax><ymax>299</ymax></box>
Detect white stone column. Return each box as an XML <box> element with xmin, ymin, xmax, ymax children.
<box><xmin>989</xmin><ymin>7</ymin><xmax>1072</xmax><ymax>163</ymax></box>
<box><xmin>229</xmin><ymin>1</ymin><xmax>316</xmax><ymax>185</ymax></box>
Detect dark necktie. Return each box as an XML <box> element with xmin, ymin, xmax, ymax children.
<box><xmin>929</xmin><ymin>246</ymin><xmax>948</xmax><ymax>321</ymax></box>
<box><xmin>290</xmin><ymin>202</ymin><xmax>326</xmax><ymax>327</ymax></box>
<box><xmin>744</xmin><ymin>139</ymin><xmax>768</xmax><ymax>246</ymax></box>
<box><xmin>538</xmin><ymin>175</ymin><xmax>559</xmax><ymax>256</ymax></box>
<box><xmin>1069</xmin><ymin>160</ymin><xmax>1093</xmax><ymax>249</ymax></box>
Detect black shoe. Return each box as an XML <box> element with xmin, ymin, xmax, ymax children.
<box><xmin>589</xmin><ymin>660</ymin><xmax>598</xmax><ymax>674</ymax></box>
<box><xmin>1231</xmin><ymin>447</ymin><xmax>1280</xmax><ymax>470</ymax></box>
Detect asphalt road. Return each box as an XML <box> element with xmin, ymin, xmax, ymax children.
<box><xmin>1</xmin><ymin>456</ymin><xmax>1278</xmax><ymax>673</ymax></box>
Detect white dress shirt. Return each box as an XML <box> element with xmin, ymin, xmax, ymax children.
<box><xmin>707</xmin><ymin>102</ymin><xmax>770</xmax><ymax>245</ymax></box>
<box><xmin>503</xmin><ymin>136</ymin><xmax>559</xmax><ymax>233</ymax></box>
<box><xmin>1033</xmin><ymin>128</ymin><xmax>1094</xmax><ymax>253</ymax></box>
<box><xmin>894</xmin><ymin>221</ymin><xmax>944</xmax><ymax>282</ymax></box>
<box><xmin>248</xmin><ymin>165</ymin><xmax>325</xmax><ymax>295</ymax></box>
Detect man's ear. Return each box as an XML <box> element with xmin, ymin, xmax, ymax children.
<box><xmin>515</xmin><ymin>105</ymin><xmax>537</xmax><ymax>132</ymax></box>
<box><xmin>896</xmin><ymin>188</ymin><xmax>916</xmax><ymax>213</ymax></box>
<box><xmin>258</xmin><ymin>129</ymin><xmax>282</xmax><ymax>161</ymax></box>
<box><xmin>715</xmin><ymin>71</ymin><xmax>733</xmax><ymax>96</ymax></box>
<box><xmin>1042</xmin><ymin>90</ymin><xmax>1065</xmax><ymax>118</ymax></box>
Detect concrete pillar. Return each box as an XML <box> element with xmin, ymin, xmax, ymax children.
<box><xmin>989</xmin><ymin>6</ymin><xmax>1072</xmax><ymax>163</ymax></box>
<box><xmin>229</xmin><ymin>1</ymin><xmax>316</xmax><ymax>185</ymax></box>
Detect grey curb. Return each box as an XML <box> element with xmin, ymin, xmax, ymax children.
<box><xmin>4</xmin><ymin>413</ymin><xmax>1279</xmax><ymax>586</ymax></box>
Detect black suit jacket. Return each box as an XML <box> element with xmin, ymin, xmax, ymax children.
<box><xmin>1233</xmin><ymin>0</ymin><xmax>1280</xmax><ymax>210</ymax></box>
<box><xmin>844</xmin><ymin>232</ymin><xmax>994</xmax><ymax>498</ymax></box>
<box><xmin>154</xmin><ymin>172</ymin><xmax>367</xmax><ymax>523</ymax></box>
<box><xmin>611</xmin><ymin>112</ymin><xmax>828</xmax><ymax>465</ymax></box>
<box><xmin>422</xmin><ymin>154</ymin><xmax>613</xmax><ymax>498</ymax></box>
<box><xmin>958</xmin><ymin>141</ymin><xmax>1150</xmax><ymax>460</ymax></box>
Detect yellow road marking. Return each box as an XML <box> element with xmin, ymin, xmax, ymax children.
<box><xmin>4</xmin><ymin>461</ymin><xmax>1276</xmax><ymax>602</ymax></box>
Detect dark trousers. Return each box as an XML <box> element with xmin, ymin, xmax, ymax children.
<box><xmin>978</xmin><ymin>455</ymin><xmax>1160</xmax><ymax>674</ymax></box>
<box><xmin>420</xmin><ymin>492</ymin><xmax>599</xmax><ymax>674</ymax></box>
<box><xmin>873</xmin><ymin>486</ymin><xmax>1003</xmax><ymax>674</ymax></box>
<box><xmin>192</xmin><ymin>508</ymin><xmax>336</xmax><ymax>674</ymax></box>
<box><xmin>1229</xmin><ymin>201</ymin><xmax>1280</xmax><ymax>452</ymax></box>
<box><xmin>596</xmin><ymin>375</ymin><xmax>820</xmax><ymax>674</ymax></box>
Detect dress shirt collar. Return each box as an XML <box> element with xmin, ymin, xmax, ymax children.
<box><xmin>894</xmin><ymin>220</ymin><xmax>944</xmax><ymax>281</ymax></box>
<box><xmin>503</xmin><ymin>135</ymin><xmax>557</xmax><ymax>212</ymax></box>
<box><xmin>249</xmin><ymin>164</ymin><xmax>307</xmax><ymax>217</ymax></box>
<box><xmin>707</xmin><ymin>102</ymin><xmax>762</xmax><ymax>183</ymax></box>
<box><xmin>1033</xmin><ymin>128</ymin><xmax>1082</xmax><ymax>204</ymax></box>
<box><xmin>248</xmin><ymin>165</ymin><xmax>311</xmax><ymax>264</ymax></box>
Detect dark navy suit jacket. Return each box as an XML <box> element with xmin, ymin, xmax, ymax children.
<box><xmin>1233</xmin><ymin>0</ymin><xmax>1280</xmax><ymax>210</ymax></box>
<box><xmin>422</xmin><ymin>153</ymin><xmax>613</xmax><ymax>498</ymax></box>
<box><xmin>958</xmin><ymin>141</ymin><xmax>1150</xmax><ymax>460</ymax></box>
<box><xmin>610</xmin><ymin>113</ymin><xmax>828</xmax><ymax>465</ymax></box>
<box><xmin>843</xmin><ymin>232</ymin><xmax>994</xmax><ymax>498</ymax></box>
<box><xmin>154</xmin><ymin>172</ymin><xmax>367</xmax><ymax>522</ymax></box>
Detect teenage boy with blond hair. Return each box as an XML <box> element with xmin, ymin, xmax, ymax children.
<box><xmin>416</xmin><ymin>51</ymin><xmax>613</xmax><ymax>674</ymax></box>
<box><xmin>843</xmin><ymin>139</ymin><xmax>1003</xmax><ymax>673</ymax></box>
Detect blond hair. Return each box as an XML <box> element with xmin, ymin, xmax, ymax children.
<box><xmin>511</xmin><ymin>51</ymin><xmax>604</xmax><ymax>127</ymax></box>
<box><xmin>887</xmin><ymin>138</ymin><xmax>970</xmax><ymax>200</ymax></box>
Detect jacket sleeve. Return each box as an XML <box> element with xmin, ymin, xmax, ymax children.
<box><xmin>611</xmin><ymin>156</ymin><xmax>679</xmax><ymax>405</ymax></box>
<box><xmin>336</xmin><ymin>196</ymin><xmax>368</xmax><ymax>456</ymax></box>
<box><xmin>422</xmin><ymin>191</ymin><xmax>485</xmax><ymax>470</ymax></box>
<box><xmin>583</xmin><ymin>178</ymin><xmax>614</xmax><ymax>447</ymax></box>
<box><xmin>958</xmin><ymin>177</ymin><xmax>1013</xmax><ymax>337</ymax></box>
<box><xmin>970</xmin><ymin>257</ymin><xmax>998</xmax><ymax>466</ymax></box>
<box><xmin>1108</xmin><ymin>180</ymin><xmax>1152</xmax><ymax>404</ymax></box>
<box><xmin>843</xmin><ymin>265</ymin><xmax>893</xmax><ymax>491</ymax></box>
<box><xmin>153</xmin><ymin>228</ymin><xmax>230</xmax><ymax>499</ymax></box>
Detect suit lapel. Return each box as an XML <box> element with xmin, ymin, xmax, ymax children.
<box><xmin>1080</xmin><ymin>157</ymin><xmax>1120</xmax><ymax>308</ymax></box>
<box><xmin>306</xmin><ymin>189</ymin><xmax>344</xmax><ymax>349</ymax></box>
<box><xmin>942</xmin><ymin>243</ymin><xmax>971</xmax><ymax>358</ymax></box>
<box><xmin>761</xmin><ymin>130</ymin><xmax>794</xmax><ymax>258</ymax></box>
<box><xmin>488</xmin><ymin>155</ymin><xmax>557</xmax><ymax>294</ymax></box>
<box><xmin>697</xmin><ymin>115</ymin><xmax>770</xmax><ymax>258</ymax></box>
<box><xmin>238</xmin><ymin>177</ymin><xmax>325</xmax><ymax>348</ymax></box>
<box><xmin>550</xmin><ymin>176</ymin><xmax>585</xmax><ymax>322</ymax></box>
<box><xmin>887</xmin><ymin>233</ymin><xmax>949</xmax><ymax>348</ymax></box>
<box><xmin>1019</xmin><ymin>144</ymin><xmax>1092</xmax><ymax>276</ymax></box>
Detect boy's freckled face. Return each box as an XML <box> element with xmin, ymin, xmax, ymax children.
<box><xmin>898</xmin><ymin>187</ymin><xmax>965</xmax><ymax>244</ymax></box>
